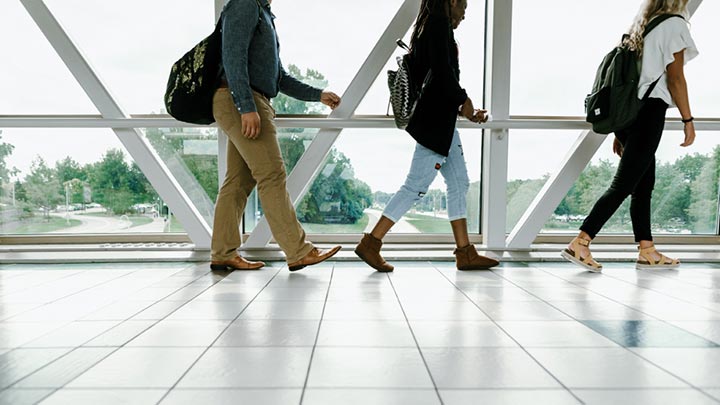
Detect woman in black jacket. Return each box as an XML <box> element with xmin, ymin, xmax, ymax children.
<box><xmin>355</xmin><ymin>0</ymin><xmax>499</xmax><ymax>272</ymax></box>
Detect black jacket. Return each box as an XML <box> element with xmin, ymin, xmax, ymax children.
<box><xmin>405</xmin><ymin>13</ymin><xmax>468</xmax><ymax>157</ymax></box>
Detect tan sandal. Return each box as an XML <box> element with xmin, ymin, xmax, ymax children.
<box><xmin>636</xmin><ymin>246</ymin><xmax>680</xmax><ymax>270</ymax></box>
<box><xmin>561</xmin><ymin>237</ymin><xmax>602</xmax><ymax>272</ymax></box>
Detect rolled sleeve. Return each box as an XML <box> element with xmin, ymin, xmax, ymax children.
<box><xmin>222</xmin><ymin>0</ymin><xmax>259</xmax><ymax>113</ymax></box>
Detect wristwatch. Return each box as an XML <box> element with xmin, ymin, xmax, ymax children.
<box><xmin>681</xmin><ymin>116</ymin><xmax>694</xmax><ymax>123</ymax></box>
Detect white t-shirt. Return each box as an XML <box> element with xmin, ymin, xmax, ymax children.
<box><xmin>638</xmin><ymin>16</ymin><xmax>699</xmax><ymax>106</ymax></box>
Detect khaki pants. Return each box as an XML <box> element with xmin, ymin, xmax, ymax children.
<box><xmin>211</xmin><ymin>88</ymin><xmax>313</xmax><ymax>263</ymax></box>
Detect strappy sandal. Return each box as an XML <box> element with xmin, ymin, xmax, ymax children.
<box><xmin>636</xmin><ymin>246</ymin><xmax>680</xmax><ymax>270</ymax></box>
<box><xmin>561</xmin><ymin>237</ymin><xmax>603</xmax><ymax>273</ymax></box>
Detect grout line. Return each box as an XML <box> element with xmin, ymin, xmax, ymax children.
<box><xmin>18</xmin><ymin>264</ymin><xmax>274</xmax><ymax>403</ymax></box>
<box><xmin>387</xmin><ymin>261</ymin><xmax>446</xmax><ymax>405</ymax></box>
<box><xmin>153</xmin><ymin>265</ymin><xmax>285</xmax><ymax>405</ymax></box>
<box><xmin>429</xmin><ymin>264</ymin><xmax>586</xmax><ymax>405</ymax></box>
<box><xmin>299</xmin><ymin>265</ymin><xmax>336</xmax><ymax>405</ymax></box>
<box><xmin>484</xmin><ymin>265</ymin><xmax>720</xmax><ymax>403</ymax></box>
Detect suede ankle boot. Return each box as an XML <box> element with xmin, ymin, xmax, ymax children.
<box><xmin>354</xmin><ymin>233</ymin><xmax>394</xmax><ymax>272</ymax></box>
<box><xmin>454</xmin><ymin>244</ymin><xmax>499</xmax><ymax>270</ymax></box>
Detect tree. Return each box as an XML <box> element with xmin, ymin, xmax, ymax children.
<box><xmin>271</xmin><ymin>65</ymin><xmax>372</xmax><ymax>224</ymax></box>
<box><xmin>688</xmin><ymin>146</ymin><xmax>720</xmax><ymax>233</ymax></box>
<box><xmin>0</xmin><ymin>131</ymin><xmax>15</xmax><ymax>185</ymax></box>
<box><xmin>86</xmin><ymin>149</ymin><xmax>156</xmax><ymax>214</ymax></box>
<box><xmin>55</xmin><ymin>157</ymin><xmax>88</xmax><ymax>205</ymax></box>
<box><xmin>24</xmin><ymin>157</ymin><xmax>63</xmax><ymax>219</ymax></box>
<box><xmin>145</xmin><ymin>127</ymin><xmax>218</xmax><ymax>202</ymax></box>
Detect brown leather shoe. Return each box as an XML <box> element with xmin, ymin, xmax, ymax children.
<box><xmin>354</xmin><ymin>233</ymin><xmax>393</xmax><ymax>272</ymax></box>
<box><xmin>210</xmin><ymin>256</ymin><xmax>265</xmax><ymax>271</ymax></box>
<box><xmin>288</xmin><ymin>245</ymin><xmax>342</xmax><ymax>272</ymax></box>
<box><xmin>454</xmin><ymin>244</ymin><xmax>499</xmax><ymax>270</ymax></box>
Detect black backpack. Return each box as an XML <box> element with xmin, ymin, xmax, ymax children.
<box><xmin>585</xmin><ymin>14</ymin><xmax>684</xmax><ymax>134</ymax></box>
<box><xmin>164</xmin><ymin>17</ymin><xmax>224</xmax><ymax>125</ymax></box>
<box><xmin>164</xmin><ymin>0</ymin><xmax>262</xmax><ymax>125</ymax></box>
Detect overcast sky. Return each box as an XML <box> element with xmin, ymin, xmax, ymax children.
<box><xmin>1</xmin><ymin>0</ymin><xmax>718</xmax><ymax>194</ymax></box>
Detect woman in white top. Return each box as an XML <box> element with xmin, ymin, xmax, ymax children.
<box><xmin>563</xmin><ymin>0</ymin><xmax>698</xmax><ymax>272</ymax></box>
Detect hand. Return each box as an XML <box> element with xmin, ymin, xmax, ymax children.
<box><xmin>473</xmin><ymin>109</ymin><xmax>489</xmax><ymax>123</ymax></box>
<box><xmin>460</xmin><ymin>98</ymin><xmax>479</xmax><ymax>122</ymax></box>
<box><xmin>321</xmin><ymin>91</ymin><xmax>341</xmax><ymax>110</ymax></box>
<box><xmin>241</xmin><ymin>112</ymin><xmax>261</xmax><ymax>140</ymax></box>
<box><xmin>613</xmin><ymin>137</ymin><xmax>623</xmax><ymax>157</ymax></box>
<box><xmin>680</xmin><ymin>121</ymin><xmax>695</xmax><ymax>147</ymax></box>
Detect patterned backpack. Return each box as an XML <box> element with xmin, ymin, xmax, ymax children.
<box><xmin>387</xmin><ymin>40</ymin><xmax>431</xmax><ymax>129</ymax></box>
<box><xmin>164</xmin><ymin>17</ymin><xmax>224</xmax><ymax>125</ymax></box>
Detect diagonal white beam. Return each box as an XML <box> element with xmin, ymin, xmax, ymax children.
<box><xmin>20</xmin><ymin>0</ymin><xmax>213</xmax><ymax>248</ymax></box>
<box><xmin>482</xmin><ymin>0</ymin><xmax>513</xmax><ymax>250</ymax></box>
<box><xmin>243</xmin><ymin>0</ymin><xmax>421</xmax><ymax>248</ymax></box>
<box><xmin>506</xmin><ymin>0</ymin><xmax>703</xmax><ymax>249</ymax></box>
<box><xmin>506</xmin><ymin>130</ymin><xmax>607</xmax><ymax>248</ymax></box>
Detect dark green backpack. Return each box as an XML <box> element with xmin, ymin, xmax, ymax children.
<box><xmin>164</xmin><ymin>0</ymin><xmax>262</xmax><ymax>125</ymax></box>
<box><xmin>585</xmin><ymin>14</ymin><xmax>684</xmax><ymax>134</ymax></box>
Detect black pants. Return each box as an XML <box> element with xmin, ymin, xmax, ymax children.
<box><xmin>580</xmin><ymin>98</ymin><xmax>668</xmax><ymax>242</ymax></box>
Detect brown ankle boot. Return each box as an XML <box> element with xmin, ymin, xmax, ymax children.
<box><xmin>354</xmin><ymin>233</ymin><xmax>394</xmax><ymax>272</ymax></box>
<box><xmin>454</xmin><ymin>244</ymin><xmax>499</xmax><ymax>270</ymax></box>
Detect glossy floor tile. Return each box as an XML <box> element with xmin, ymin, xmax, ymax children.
<box><xmin>0</xmin><ymin>261</ymin><xmax>719</xmax><ymax>404</ymax></box>
<box><xmin>581</xmin><ymin>320</ymin><xmax>719</xmax><ymax>348</ymax></box>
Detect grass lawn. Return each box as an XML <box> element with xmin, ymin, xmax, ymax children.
<box><xmin>10</xmin><ymin>217</ymin><xmax>82</xmax><ymax>234</ymax></box>
<box><xmin>168</xmin><ymin>213</ymin><xmax>370</xmax><ymax>234</ymax></box>
<box><xmin>167</xmin><ymin>215</ymin><xmax>186</xmax><ymax>233</ymax></box>
<box><xmin>79</xmin><ymin>213</ymin><xmax>154</xmax><ymax>228</ymax></box>
<box><xmin>404</xmin><ymin>213</ymin><xmax>452</xmax><ymax>233</ymax></box>
<box><xmin>126</xmin><ymin>216</ymin><xmax>154</xmax><ymax>228</ymax></box>
<box><xmin>301</xmin><ymin>214</ymin><xmax>369</xmax><ymax>234</ymax></box>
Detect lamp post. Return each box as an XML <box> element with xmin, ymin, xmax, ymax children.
<box><xmin>64</xmin><ymin>181</ymin><xmax>70</xmax><ymax>225</ymax></box>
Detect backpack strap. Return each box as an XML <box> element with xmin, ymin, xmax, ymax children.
<box><xmin>643</xmin><ymin>14</ymin><xmax>685</xmax><ymax>37</ymax></box>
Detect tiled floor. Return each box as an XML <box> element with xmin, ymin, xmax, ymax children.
<box><xmin>1</xmin><ymin>261</ymin><xmax>720</xmax><ymax>405</ymax></box>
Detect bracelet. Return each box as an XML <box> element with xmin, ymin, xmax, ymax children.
<box><xmin>681</xmin><ymin>116</ymin><xmax>694</xmax><ymax>123</ymax></box>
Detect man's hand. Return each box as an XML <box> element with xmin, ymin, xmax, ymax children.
<box><xmin>321</xmin><ymin>91</ymin><xmax>341</xmax><ymax>110</ymax></box>
<box><xmin>681</xmin><ymin>121</ymin><xmax>696</xmax><ymax>147</ymax></box>
<box><xmin>613</xmin><ymin>137</ymin><xmax>623</xmax><ymax>157</ymax></box>
<box><xmin>241</xmin><ymin>112</ymin><xmax>261</xmax><ymax>140</ymax></box>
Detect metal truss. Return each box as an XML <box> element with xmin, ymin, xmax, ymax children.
<box><xmin>10</xmin><ymin>0</ymin><xmax>710</xmax><ymax>251</ymax></box>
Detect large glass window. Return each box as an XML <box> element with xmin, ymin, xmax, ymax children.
<box><xmin>0</xmin><ymin>128</ymin><xmax>206</xmax><ymax>235</ymax></box>
<box><xmin>272</xmin><ymin>0</ymin><xmax>404</xmax><ymax>116</ymax></box>
<box><xmin>510</xmin><ymin>1</ymin><xmax>716</xmax><ymax>118</ymax></box>
<box><xmin>511</xmin><ymin>0</ymin><xmax>638</xmax><ymax>116</ymax></box>
<box><xmin>682</xmin><ymin>1</ymin><xmax>720</xmax><ymax>118</ymax></box>
<box><xmin>356</xmin><ymin>0</ymin><xmax>486</xmax><ymax>115</ymax></box>
<box><xmin>43</xmin><ymin>0</ymin><xmax>215</xmax><ymax>115</ymax></box>
<box><xmin>242</xmin><ymin>129</ymin><xmax>482</xmax><ymax>235</ymax></box>
<box><xmin>506</xmin><ymin>129</ymin><xmax>720</xmax><ymax>236</ymax></box>
<box><xmin>0</xmin><ymin>1</ymin><xmax>98</xmax><ymax>114</ymax></box>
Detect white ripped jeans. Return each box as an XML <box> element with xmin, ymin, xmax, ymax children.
<box><xmin>383</xmin><ymin>130</ymin><xmax>470</xmax><ymax>223</ymax></box>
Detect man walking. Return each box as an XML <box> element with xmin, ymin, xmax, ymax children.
<box><xmin>210</xmin><ymin>0</ymin><xmax>342</xmax><ymax>271</ymax></box>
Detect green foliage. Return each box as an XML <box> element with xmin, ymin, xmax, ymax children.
<box><xmin>539</xmin><ymin>148</ymin><xmax>720</xmax><ymax>234</ymax></box>
<box><xmin>85</xmin><ymin>149</ymin><xmax>157</xmax><ymax>214</ymax></box>
<box><xmin>272</xmin><ymin>65</ymin><xmax>328</xmax><ymax>116</ymax></box>
<box><xmin>24</xmin><ymin>157</ymin><xmax>63</xmax><ymax>218</ymax></box>
<box><xmin>270</xmin><ymin>64</ymin><xmax>372</xmax><ymax>225</ymax></box>
<box><xmin>0</xmin><ymin>132</ymin><xmax>16</xmax><ymax>184</ymax></box>
<box><xmin>145</xmin><ymin>127</ymin><xmax>218</xmax><ymax>201</ymax></box>
<box><xmin>279</xmin><ymin>133</ymin><xmax>372</xmax><ymax>224</ymax></box>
